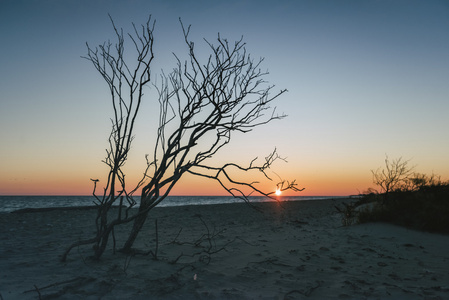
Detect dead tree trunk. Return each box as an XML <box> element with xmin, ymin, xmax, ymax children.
<box><xmin>63</xmin><ymin>16</ymin><xmax>302</xmax><ymax>261</ymax></box>
<box><xmin>117</xmin><ymin>20</ymin><xmax>303</xmax><ymax>253</ymax></box>
<box><xmin>121</xmin><ymin>211</ymin><xmax>148</xmax><ymax>253</ymax></box>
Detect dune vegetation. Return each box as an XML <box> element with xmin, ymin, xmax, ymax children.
<box><xmin>337</xmin><ymin>156</ymin><xmax>449</xmax><ymax>234</ymax></box>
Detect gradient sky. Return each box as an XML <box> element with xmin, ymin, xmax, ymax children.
<box><xmin>1</xmin><ymin>0</ymin><xmax>448</xmax><ymax>196</ymax></box>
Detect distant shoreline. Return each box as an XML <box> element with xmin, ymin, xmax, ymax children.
<box><xmin>6</xmin><ymin>197</ymin><xmax>352</xmax><ymax>214</ymax></box>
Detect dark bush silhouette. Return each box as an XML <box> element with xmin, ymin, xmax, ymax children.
<box><xmin>336</xmin><ymin>156</ymin><xmax>449</xmax><ymax>233</ymax></box>
<box><xmin>357</xmin><ymin>183</ymin><xmax>449</xmax><ymax>233</ymax></box>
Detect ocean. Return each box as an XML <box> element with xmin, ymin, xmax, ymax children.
<box><xmin>0</xmin><ymin>195</ymin><xmax>344</xmax><ymax>213</ymax></box>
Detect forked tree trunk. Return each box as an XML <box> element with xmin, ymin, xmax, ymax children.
<box><xmin>62</xmin><ymin>15</ymin><xmax>297</xmax><ymax>262</ymax></box>
<box><xmin>121</xmin><ymin>209</ymin><xmax>149</xmax><ymax>253</ymax></box>
<box><xmin>94</xmin><ymin>226</ymin><xmax>113</xmax><ymax>259</ymax></box>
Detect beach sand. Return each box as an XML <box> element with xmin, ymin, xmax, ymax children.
<box><xmin>1</xmin><ymin>198</ymin><xmax>449</xmax><ymax>299</ymax></box>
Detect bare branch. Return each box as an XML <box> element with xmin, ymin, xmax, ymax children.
<box><xmin>64</xmin><ymin>16</ymin><xmax>300</xmax><ymax>261</ymax></box>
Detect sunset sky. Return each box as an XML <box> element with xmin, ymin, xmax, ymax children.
<box><xmin>1</xmin><ymin>0</ymin><xmax>448</xmax><ymax>196</ymax></box>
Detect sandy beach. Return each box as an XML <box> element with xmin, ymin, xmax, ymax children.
<box><xmin>1</xmin><ymin>198</ymin><xmax>449</xmax><ymax>299</ymax></box>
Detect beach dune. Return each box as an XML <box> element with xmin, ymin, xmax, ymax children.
<box><xmin>1</xmin><ymin>198</ymin><xmax>449</xmax><ymax>299</ymax></box>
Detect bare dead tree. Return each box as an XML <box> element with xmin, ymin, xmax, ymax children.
<box><xmin>62</xmin><ymin>16</ymin><xmax>301</xmax><ymax>261</ymax></box>
<box><xmin>62</xmin><ymin>15</ymin><xmax>155</xmax><ymax>261</ymax></box>
<box><xmin>120</xmin><ymin>21</ymin><xmax>302</xmax><ymax>253</ymax></box>
<box><xmin>371</xmin><ymin>155</ymin><xmax>413</xmax><ymax>203</ymax></box>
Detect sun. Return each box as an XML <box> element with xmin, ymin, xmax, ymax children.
<box><xmin>275</xmin><ymin>188</ymin><xmax>282</xmax><ymax>196</ymax></box>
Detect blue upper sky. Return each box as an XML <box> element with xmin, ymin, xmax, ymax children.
<box><xmin>1</xmin><ymin>0</ymin><xmax>448</xmax><ymax>195</ymax></box>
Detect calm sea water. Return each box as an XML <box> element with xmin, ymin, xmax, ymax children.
<box><xmin>0</xmin><ymin>195</ymin><xmax>343</xmax><ymax>213</ymax></box>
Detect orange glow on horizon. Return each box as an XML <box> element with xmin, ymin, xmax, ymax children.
<box><xmin>0</xmin><ymin>177</ymin><xmax>367</xmax><ymax>197</ymax></box>
<box><xmin>0</xmin><ymin>166</ymin><xmax>376</xmax><ymax>197</ymax></box>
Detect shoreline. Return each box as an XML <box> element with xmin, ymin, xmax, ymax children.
<box><xmin>0</xmin><ymin>195</ymin><xmax>352</xmax><ymax>214</ymax></box>
<box><xmin>6</xmin><ymin>197</ymin><xmax>349</xmax><ymax>214</ymax></box>
<box><xmin>2</xmin><ymin>198</ymin><xmax>449</xmax><ymax>299</ymax></box>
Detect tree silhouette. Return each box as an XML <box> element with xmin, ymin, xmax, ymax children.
<box><xmin>62</xmin><ymin>16</ymin><xmax>301</xmax><ymax>261</ymax></box>
<box><xmin>371</xmin><ymin>155</ymin><xmax>413</xmax><ymax>203</ymax></box>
